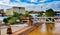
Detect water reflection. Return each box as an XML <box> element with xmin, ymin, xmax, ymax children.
<box><xmin>46</xmin><ymin>31</ymin><xmax>53</xmax><ymax>35</ymax></box>
<box><xmin>28</xmin><ymin>23</ymin><xmax>55</xmax><ymax>35</ymax></box>
<box><xmin>45</xmin><ymin>23</ymin><xmax>55</xmax><ymax>32</ymax></box>
<box><xmin>28</xmin><ymin>28</ymin><xmax>42</xmax><ymax>35</ymax></box>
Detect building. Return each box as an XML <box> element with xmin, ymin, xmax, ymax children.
<box><xmin>13</xmin><ymin>7</ymin><xmax>25</xmax><ymax>13</ymax></box>
<box><xmin>5</xmin><ymin>8</ymin><xmax>13</xmax><ymax>16</ymax></box>
<box><xmin>0</xmin><ymin>9</ymin><xmax>5</xmax><ymax>16</ymax></box>
<box><xmin>5</xmin><ymin>7</ymin><xmax>25</xmax><ymax>16</ymax></box>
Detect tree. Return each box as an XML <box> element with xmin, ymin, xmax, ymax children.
<box><xmin>9</xmin><ymin>17</ymin><xmax>18</xmax><ymax>25</ymax></box>
<box><xmin>29</xmin><ymin>11</ymin><xmax>34</xmax><ymax>14</ymax></box>
<box><xmin>19</xmin><ymin>13</ymin><xmax>24</xmax><ymax>16</ymax></box>
<box><xmin>38</xmin><ymin>12</ymin><xmax>43</xmax><ymax>17</ymax></box>
<box><xmin>3</xmin><ymin>18</ymin><xmax>8</xmax><ymax>25</ymax></box>
<box><xmin>13</xmin><ymin>12</ymin><xmax>20</xmax><ymax>17</ymax></box>
<box><xmin>7</xmin><ymin>17</ymin><xmax>12</xmax><ymax>20</ymax></box>
<box><xmin>45</xmin><ymin>9</ymin><xmax>56</xmax><ymax>17</ymax></box>
<box><xmin>25</xmin><ymin>11</ymin><xmax>30</xmax><ymax>17</ymax></box>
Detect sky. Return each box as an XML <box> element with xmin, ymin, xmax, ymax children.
<box><xmin>0</xmin><ymin>0</ymin><xmax>60</xmax><ymax>11</ymax></box>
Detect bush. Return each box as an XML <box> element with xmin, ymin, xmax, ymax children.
<box><xmin>3</xmin><ymin>18</ymin><xmax>8</xmax><ymax>25</ymax></box>
<box><xmin>13</xmin><ymin>12</ymin><xmax>20</xmax><ymax>17</ymax></box>
<box><xmin>9</xmin><ymin>17</ymin><xmax>18</xmax><ymax>25</ymax></box>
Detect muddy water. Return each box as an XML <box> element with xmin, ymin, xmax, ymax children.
<box><xmin>28</xmin><ymin>23</ymin><xmax>60</xmax><ymax>35</ymax></box>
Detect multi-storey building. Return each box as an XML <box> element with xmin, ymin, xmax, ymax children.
<box><xmin>5</xmin><ymin>8</ymin><xmax>13</xmax><ymax>16</ymax></box>
<box><xmin>5</xmin><ymin>7</ymin><xmax>25</xmax><ymax>16</ymax></box>
<box><xmin>13</xmin><ymin>7</ymin><xmax>25</xmax><ymax>13</ymax></box>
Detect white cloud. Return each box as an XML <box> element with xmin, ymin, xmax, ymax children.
<box><xmin>0</xmin><ymin>0</ymin><xmax>36</xmax><ymax>11</ymax></box>
<box><xmin>0</xmin><ymin>0</ymin><xmax>28</xmax><ymax>7</ymax></box>
<box><xmin>47</xmin><ymin>1</ymin><xmax>60</xmax><ymax>11</ymax></box>
<box><xmin>39</xmin><ymin>0</ymin><xmax>47</xmax><ymax>2</ymax></box>
<box><xmin>0</xmin><ymin>0</ymin><xmax>36</xmax><ymax>7</ymax></box>
<box><xmin>30</xmin><ymin>0</ymin><xmax>37</xmax><ymax>2</ymax></box>
<box><xmin>25</xmin><ymin>4</ymin><xmax>45</xmax><ymax>11</ymax></box>
<box><xmin>0</xmin><ymin>0</ymin><xmax>10</xmax><ymax>4</ymax></box>
<box><xmin>26</xmin><ymin>1</ymin><xmax>60</xmax><ymax>11</ymax></box>
<box><xmin>0</xmin><ymin>0</ymin><xmax>60</xmax><ymax>11</ymax></box>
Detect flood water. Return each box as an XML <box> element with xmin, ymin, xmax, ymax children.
<box><xmin>28</xmin><ymin>23</ymin><xmax>60</xmax><ymax>35</ymax></box>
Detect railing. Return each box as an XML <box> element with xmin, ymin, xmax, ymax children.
<box><xmin>11</xmin><ymin>23</ymin><xmax>43</xmax><ymax>35</ymax></box>
<box><xmin>32</xmin><ymin>17</ymin><xmax>60</xmax><ymax>23</ymax></box>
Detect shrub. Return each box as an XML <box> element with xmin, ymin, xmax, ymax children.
<box><xmin>3</xmin><ymin>18</ymin><xmax>8</xmax><ymax>25</ymax></box>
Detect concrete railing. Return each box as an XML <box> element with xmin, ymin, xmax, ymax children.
<box><xmin>11</xmin><ymin>22</ymin><xmax>43</xmax><ymax>35</ymax></box>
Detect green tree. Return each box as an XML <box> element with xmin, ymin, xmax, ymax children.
<box><xmin>9</xmin><ymin>17</ymin><xmax>18</xmax><ymax>25</ymax></box>
<box><xmin>38</xmin><ymin>12</ymin><xmax>43</xmax><ymax>17</ymax></box>
<box><xmin>29</xmin><ymin>11</ymin><xmax>34</xmax><ymax>14</ymax></box>
<box><xmin>3</xmin><ymin>18</ymin><xmax>8</xmax><ymax>25</ymax></box>
<box><xmin>45</xmin><ymin>9</ymin><xmax>56</xmax><ymax>17</ymax></box>
<box><xmin>7</xmin><ymin>16</ymin><xmax>12</xmax><ymax>20</ymax></box>
<box><xmin>13</xmin><ymin>12</ymin><xmax>20</xmax><ymax>17</ymax></box>
<box><xmin>25</xmin><ymin>11</ymin><xmax>30</xmax><ymax>17</ymax></box>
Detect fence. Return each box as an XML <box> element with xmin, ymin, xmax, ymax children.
<box><xmin>32</xmin><ymin>17</ymin><xmax>60</xmax><ymax>23</ymax></box>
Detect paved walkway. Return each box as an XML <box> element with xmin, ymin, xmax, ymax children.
<box><xmin>1</xmin><ymin>24</ymin><xmax>28</xmax><ymax>35</ymax></box>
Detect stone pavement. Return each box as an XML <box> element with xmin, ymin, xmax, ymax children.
<box><xmin>1</xmin><ymin>24</ymin><xmax>28</xmax><ymax>35</ymax></box>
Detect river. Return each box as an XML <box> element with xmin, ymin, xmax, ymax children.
<box><xmin>28</xmin><ymin>23</ymin><xmax>60</xmax><ymax>35</ymax></box>
<box><xmin>0</xmin><ymin>17</ymin><xmax>8</xmax><ymax>21</ymax></box>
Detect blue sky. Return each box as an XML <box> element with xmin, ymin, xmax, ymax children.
<box><xmin>0</xmin><ymin>0</ymin><xmax>60</xmax><ymax>11</ymax></box>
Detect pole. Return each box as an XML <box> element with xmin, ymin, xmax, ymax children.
<box><xmin>0</xmin><ymin>25</ymin><xmax>1</xmax><ymax>35</ymax></box>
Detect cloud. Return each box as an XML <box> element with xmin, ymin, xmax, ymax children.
<box><xmin>39</xmin><ymin>0</ymin><xmax>47</xmax><ymax>2</ymax></box>
<box><xmin>47</xmin><ymin>1</ymin><xmax>60</xmax><ymax>11</ymax></box>
<box><xmin>30</xmin><ymin>0</ymin><xmax>37</xmax><ymax>2</ymax></box>
<box><xmin>0</xmin><ymin>0</ymin><xmax>36</xmax><ymax>10</ymax></box>
<box><xmin>0</xmin><ymin>0</ymin><xmax>60</xmax><ymax>11</ymax></box>
<box><xmin>25</xmin><ymin>1</ymin><xmax>60</xmax><ymax>11</ymax></box>
<box><xmin>25</xmin><ymin>4</ymin><xmax>45</xmax><ymax>11</ymax></box>
<box><xmin>0</xmin><ymin>0</ymin><xmax>10</xmax><ymax>4</ymax></box>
